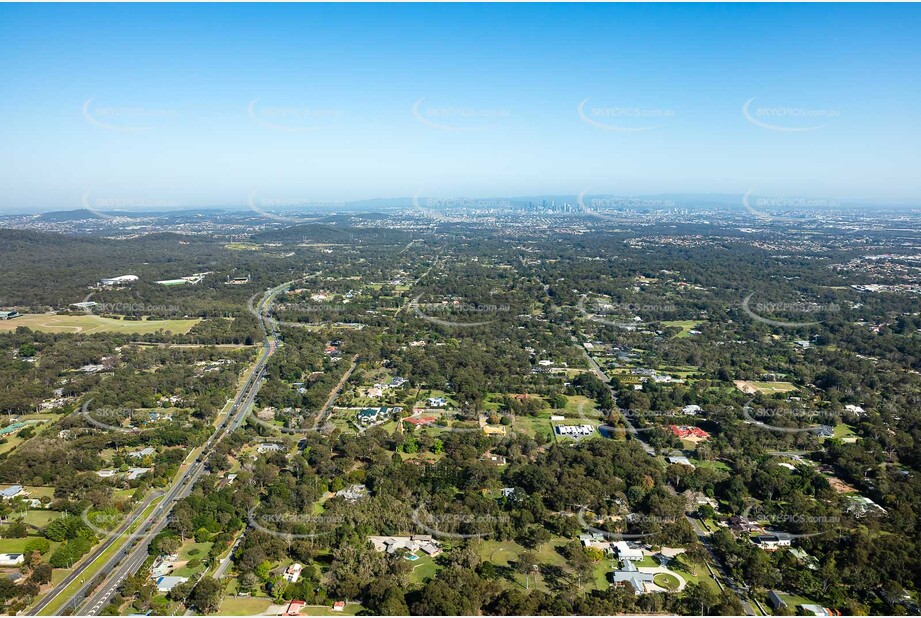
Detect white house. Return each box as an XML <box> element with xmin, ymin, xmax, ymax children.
<box><xmin>283</xmin><ymin>562</ymin><xmax>303</xmax><ymax>583</ymax></box>
<box><xmin>0</xmin><ymin>553</ymin><xmax>24</xmax><ymax>567</ymax></box>
<box><xmin>613</xmin><ymin>541</ymin><xmax>645</xmax><ymax>561</ymax></box>
<box><xmin>153</xmin><ymin>576</ymin><xmax>188</xmax><ymax>593</ymax></box>
<box><xmin>127</xmin><ymin>447</ymin><xmax>156</xmax><ymax>459</ymax></box>
<box><xmin>753</xmin><ymin>533</ymin><xmax>792</xmax><ymax>550</ymax></box>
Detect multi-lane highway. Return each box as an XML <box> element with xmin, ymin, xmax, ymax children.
<box><xmin>29</xmin><ymin>285</ymin><xmax>286</xmax><ymax>616</ymax></box>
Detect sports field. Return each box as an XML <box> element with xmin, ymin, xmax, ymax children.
<box><xmin>0</xmin><ymin>314</ymin><xmax>200</xmax><ymax>335</ymax></box>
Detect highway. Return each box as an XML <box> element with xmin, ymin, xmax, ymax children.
<box><xmin>29</xmin><ymin>284</ymin><xmax>285</xmax><ymax>616</ymax></box>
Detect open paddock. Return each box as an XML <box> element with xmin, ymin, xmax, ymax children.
<box><xmin>0</xmin><ymin>314</ymin><xmax>201</xmax><ymax>335</ymax></box>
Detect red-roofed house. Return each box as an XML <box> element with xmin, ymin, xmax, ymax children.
<box><xmin>284</xmin><ymin>600</ymin><xmax>305</xmax><ymax>616</ymax></box>
<box><xmin>405</xmin><ymin>416</ymin><xmax>436</xmax><ymax>426</ymax></box>
<box><xmin>669</xmin><ymin>425</ymin><xmax>710</xmax><ymax>439</ymax></box>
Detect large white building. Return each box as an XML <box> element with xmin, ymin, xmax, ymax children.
<box><xmin>100</xmin><ymin>275</ymin><xmax>138</xmax><ymax>286</ymax></box>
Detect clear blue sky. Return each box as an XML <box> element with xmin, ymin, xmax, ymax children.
<box><xmin>1</xmin><ymin>3</ymin><xmax>919</xmax><ymax>212</ymax></box>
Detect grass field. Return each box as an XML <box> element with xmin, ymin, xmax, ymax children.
<box><xmin>0</xmin><ymin>314</ymin><xmax>200</xmax><ymax>335</ymax></box>
<box><xmin>661</xmin><ymin>320</ymin><xmax>703</xmax><ymax>338</ymax></box>
<box><xmin>216</xmin><ymin>597</ymin><xmax>273</xmax><ymax>616</ymax></box>
<box><xmin>8</xmin><ymin>509</ymin><xmax>63</xmax><ymax>527</ymax></box>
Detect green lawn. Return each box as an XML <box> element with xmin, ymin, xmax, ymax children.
<box><xmin>562</xmin><ymin>395</ymin><xmax>600</xmax><ymax>418</ymax></box>
<box><xmin>179</xmin><ymin>541</ymin><xmax>213</xmax><ymax>561</ymax></box>
<box><xmin>217</xmin><ymin>596</ymin><xmax>273</xmax><ymax>616</ymax></box>
<box><xmin>654</xmin><ymin>572</ymin><xmax>681</xmax><ymax>590</ymax></box>
<box><xmin>8</xmin><ymin>509</ymin><xmax>63</xmax><ymax>528</ymax></box>
<box><xmin>832</xmin><ymin>423</ymin><xmax>857</xmax><ymax>439</ymax></box>
<box><xmin>661</xmin><ymin>320</ymin><xmax>703</xmax><ymax>338</ymax></box>
<box><xmin>512</xmin><ymin>416</ymin><xmax>553</xmax><ymax>440</ymax></box>
<box><xmin>669</xmin><ymin>555</ymin><xmax>721</xmax><ymax>593</ymax></box>
<box><xmin>0</xmin><ymin>537</ymin><xmax>41</xmax><ymax>552</ymax></box>
<box><xmin>0</xmin><ymin>314</ymin><xmax>200</xmax><ymax>335</ymax></box>
<box><xmin>406</xmin><ymin>554</ymin><xmax>438</xmax><ymax>584</ymax></box>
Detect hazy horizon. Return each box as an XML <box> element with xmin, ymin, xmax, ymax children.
<box><xmin>2</xmin><ymin>3</ymin><xmax>920</xmax><ymax>211</ymax></box>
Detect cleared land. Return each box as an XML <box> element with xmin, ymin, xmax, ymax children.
<box><xmin>734</xmin><ymin>380</ymin><xmax>797</xmax><ymax>395</ymax></box>
<box><xmin>0</xmin><ymin>314</ymin><xmax>200</xmax><ymax>335</ymax></box>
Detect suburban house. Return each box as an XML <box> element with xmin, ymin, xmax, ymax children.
<box><xmin>610</xmin><ymin>560</ymin><xmax>655</xmax><ymax>594</ymax></box>
<box><xmin>153</xmin><ymin>575</ymin><xmax>188</xmax><ymax>593</ymax></box>
<box><xmin>357</xmin><ymin>407</ymin><xmax>381</xmax><ymax>425</ymax></box>
<box><xmin>753</xmin><ymin>533</ymin><xmax>793</xmax><ymax>550</ymax></box>
<box><xmin>0</xmin><ymin>485</ymin><xmax>27</xmax><ymax>500</ymax></box>
<box><xmin>369</xmin><ymin>535</ymin><xmax>442</xmax><ymax>557</ymax></box>
<box><xmin>257</xmin><ymin>442</ymin><xmax>284</xmax><ymax>454</ymax></box>
<box><xmin>127</xmin><ymin>447</ymin><xmax>156</xmax><ymax>459</ymax></box>
<box><xmin>427</xmin><ymin>397</ymin><xmax>447</xmax><ymax>407</ymax></box>
<box><xmin>555</xmin><ymin>424</ymin><xmax>595</xmax><ymax>438</ymax></box>
<box><xmin>847</xmin><ymin>495</ymin><xmax>887</xmax><ymax>517</ymax></box>
<box><xmin>126</xmin><ymin>467</ymin><xmax>151</xmax><ymax>481</ymax></box>
<box><xmin>728</xmin><ymin>515</ymin><xmax>763</xmax><ymax>534</ymax></box>
<box><xmin>335</xmin><ymin>484</ymin><xmax>368</xmax><ymax>503</ymax></box>
<box><xmin>669</xmin><ymin>425</ymin><xmax>710</xmax><ymax>440</ymax></box>
<box><xmin>0</xmin><ymin>553</ymin><xmax>25</xmax><ymax>567</ymax></box>
<box><xmin>613</xmin><ymin>541</ymin><xmax>645</xmax><ymax>561</ymax></box>
<box><xmin>283</xmin><ymin>562</ymin><xmax>303</xmax><ymax>583</ymax></box>
<box><xmin>667</xmin><ymin>455</ymin><xmax>694</xmax><ymax>467</ymax></box>
<box><xmin>768</xmin><ymin>590</ymin><xmax>787</xmax><ymax>610</ymax></box>
<box><xmin>283</xmin><ymin>600</ymin><xmax>306</xmax><ymax>616</ymax></box>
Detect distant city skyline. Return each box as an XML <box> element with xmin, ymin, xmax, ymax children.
<box><xmin>1</xmin><ymin>3</ymin><xmax>920</xmax><ymax>212</ymax></box>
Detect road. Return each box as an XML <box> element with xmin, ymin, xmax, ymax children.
<box><xmin>312</xmin><ymin>354</ymin><xmax>360</xmax><ymax>431</ymax></box>
<box><xmin>25</xmin><ymin>490</ymin><xmax>163</xmax><ymax>616</ymax></box>
<box><xmin>575</xmin><ymin>339</ymin><xmax>656</xmax><ymax>456</ymax></box>
<box><xmin>573</xmin><ymin>331</ymin><xmax>754</xmax><ymax>615</ymax></box>
<box><xmin>31</xmin><ymin>285</ymin><xmax>285</xmax><ymax>616</ymax></box>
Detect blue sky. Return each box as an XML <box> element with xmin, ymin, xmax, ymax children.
<box><xmin>1</xmin><ymin>3</ymin><xmax>919</xmax><ymax>212</ymax></box>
